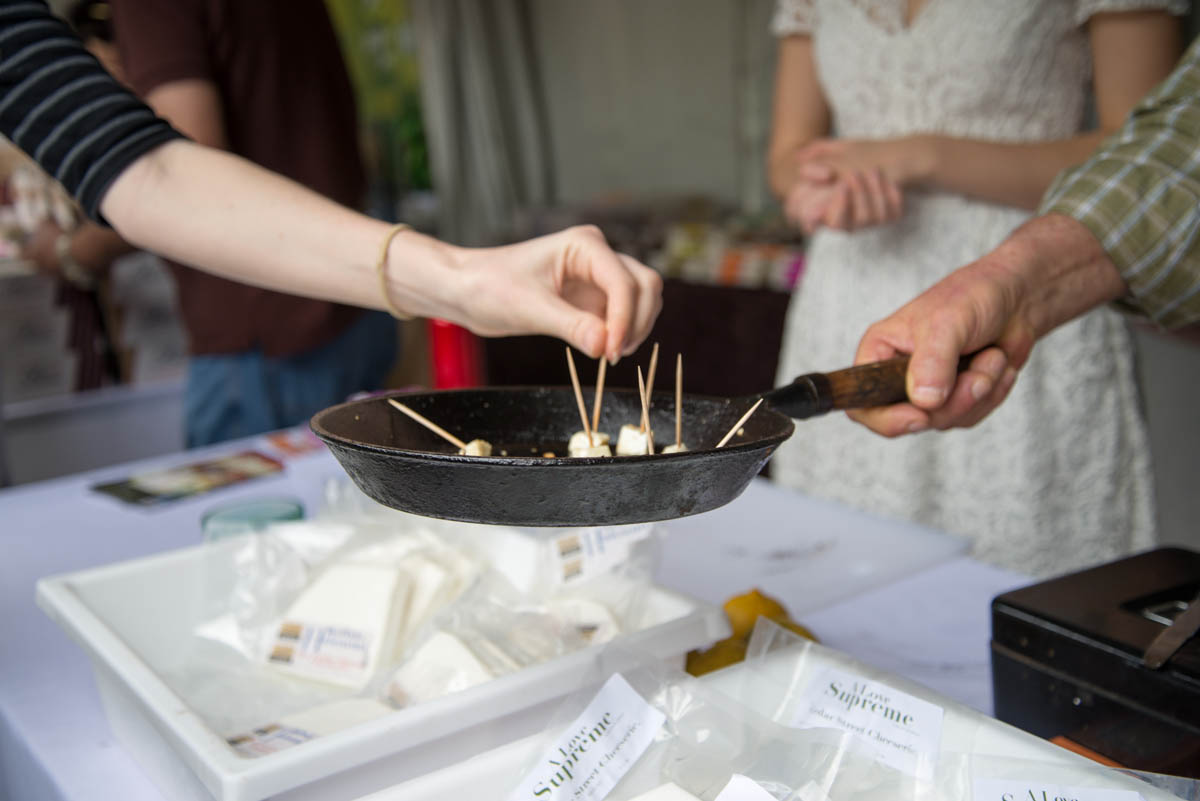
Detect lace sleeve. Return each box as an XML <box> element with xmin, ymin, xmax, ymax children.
<box><xmin>771</xmin><ymin>0</ymin><xmax>816</xmax><ymax>37</ymax></box>
<box><xmin>1074</xmin><ymin>0</ymin><xmax>1189</xmax><ymax>27</ymax></box>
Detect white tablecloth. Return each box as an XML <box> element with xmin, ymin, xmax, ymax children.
<box><xmin>0</xmin><ymin>434</ymin><xmax>1029</xmax><ymax>801</ymax></box>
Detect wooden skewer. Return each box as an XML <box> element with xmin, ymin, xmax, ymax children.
<box><xmin>387</xmin><ymin>398</ymin><xmax>467</xmax><ymax>450</ymax></box>
<box><xmin>674</xmin><ymin>353</ymin><xmax>683</xmax><ymax>449</ymax></box>
<box><xmin>715</xmin><ymin>398</ymin><xmax>764</xmax><ymax>449</ymax></box>
<box><xmin>636</xmin><ymin>366</ymin><xmax>654</xmax><ymax>455</ymax></box>
<box><xmin>565</xmin><ymin>347</ymin><xmax>593</xmax><ymax>447</ymax></box>
<box><xmin>591</xmin><ymin>357</ymin><xmax>607</xmax><ymax>434</ymax></box>
<box><xmin>645</xmin><ymin>342</ymin><xmax>660</xmax><ymax>409</ymax></box>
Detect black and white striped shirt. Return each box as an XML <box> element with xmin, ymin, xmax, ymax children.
<box><xmin>0</xmin><ymin>1</ymin><xmax>182</xmax><ymax>222</ymax></box>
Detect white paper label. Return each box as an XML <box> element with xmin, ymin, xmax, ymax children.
<box><xmin>715</xmin><ymin>775</ymin><xmax>781</xmax><ymax>801</ymax></box>
<box><xmin>974</xmin><ymin>779</ymin><xmax>1145</xmax><ymax>801</ymax></box>
<box><xmin>553</xmin><ymin>526</ymin><xmax>652</xmax><ymax>585</ymax></box>
<box><xmin>268</xmin><ymin>621</ymin><xmax>371</xmax><ymax>683</ymax></box>
<box><xmin>509</xmin><ymin>673</ymin><xmax>666</xmax><ymax>801</ymax></box>
<box><xmin>227</xmin><ymin>724</ymin><xmax>315</xmax><ymax>758</ymax></box>
<box><xmin>790</xmin><ymin>667</ymin><xmax>943</xmax><ymax>779</ymax></box>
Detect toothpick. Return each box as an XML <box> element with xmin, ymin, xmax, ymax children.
<box><xmin>387</xmin><ymin>398</ymin><xmax>467</xmax><ymax>450</ymax></box>
<box><xmin>636</xmin><ymin>366</ymin><xmax>654</xmax><ymax>455</ymax></box>
<box><xmin>591</xmin><ymin>357</ymin><xmax>607</xmax><ymax>434</ymax></box>
<box><xmin>645</xmin><ymin>342</ymin><xmax>660</xmax><ymax>408</ymax></box>
<box><xmin>715</xmin><ymin>398</ymin><xmax>764</xmax><ymax>449</ymax></box>
<box><xmin>565</xmin><ymin>347</ymin><xmax>593</xmax><ymax>446</ymax></box>
<box><xmin>674</xmin><ymin>353</ymin><xmax>683</xmax><ymax>449</ymax></box>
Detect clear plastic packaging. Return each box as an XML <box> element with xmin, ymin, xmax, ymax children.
<box><xmin>507</xmin><ymin>644</ymin><xmax>929</xmax><ymax>801</ymax></box>
<box><xmin>171</xmin><ymin>518</ymin><xmax>480</xmax><ymax>739</ymax></box>
<box><xmin>172</xmin><ymin>482</ymin><xmax>665</xmax><ymax>747</ymax></box>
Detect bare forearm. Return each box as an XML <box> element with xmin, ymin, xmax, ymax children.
<box><xmin>767</xmin><ymin>36</ymin><xmax>830</xmax><ymax>199</ymax></box>
<box><xmin>991</xmin><ymin>213</ymin><xmax>1128</xmax><ymax>340</ymax></box>
<box><xmin>913</xmin><ymin>132</ymin><xmax>1107</xmax><ymax>210</ymax></box>
<box><xmin>98</xmin><ymin>139</ymin><xmax>462</xmax><ymax>316</ymax></box>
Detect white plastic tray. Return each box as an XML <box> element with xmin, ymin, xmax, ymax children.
<box><xmin>36</xmin><ymin>537</ymin><xmax>727</xmax><ymax>801</ymax></box>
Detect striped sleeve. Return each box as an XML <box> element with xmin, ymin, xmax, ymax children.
<box><xmin>1040</xmin><ymin>38</ymin><xmax>1200</xmax><ymax>330</ymax></box>
<box><xmin>0</xmin><ymin>1</ymin><xmax>183</xmax><ymax>223</ymax></box>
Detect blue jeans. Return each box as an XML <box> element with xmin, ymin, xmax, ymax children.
<box><xmin>185</xmin><ymin>311</ymin><xmax>397</xmax><ymax>447</ymax></box>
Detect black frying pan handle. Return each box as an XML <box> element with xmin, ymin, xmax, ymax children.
<box><xmin>763</xmin><ymin>353</ymin><xmax>978</xmax><ymax>420</ymax></box>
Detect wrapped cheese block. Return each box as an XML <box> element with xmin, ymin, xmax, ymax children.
<box><xmin>387</xmin><ymin>631</ymin><xmax>494</xmax><ymax>706</ymax></box>
<box><xmin>267</xmin><ymin>563</ymin><xmax>407</xmax><ymax>689</ymax></box>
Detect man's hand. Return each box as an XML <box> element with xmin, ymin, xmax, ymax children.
<box><xmin>847</xmin><ymin>214</ymin><xmax>1127</xmax><ymax>436</ymax></box>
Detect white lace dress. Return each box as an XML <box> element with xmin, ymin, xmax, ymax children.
<box><xmin>771</xmin><ymin>0</ymin><xmax>1187</xmax><ymax>576</ymax></box>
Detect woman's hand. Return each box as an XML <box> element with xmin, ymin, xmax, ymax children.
<box><xmin>783</xmin><ymin>173</ymin><xmax>844</xmax><ymax>234</ymax></box>
<box><xmin>783</xmin><ymin>136</ymin><xmax>932</xmax><ymax>232</ymax></box>
<box><xmin>446</xmin><ymin>225</ymin><xmax>663</xmax><ymax>364</ymax></box>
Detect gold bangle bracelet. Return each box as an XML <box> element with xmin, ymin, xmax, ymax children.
<box><xmin>376</xmin><ymin>222</ymin><xmax>414</xmax><ymax>320</ymax></box>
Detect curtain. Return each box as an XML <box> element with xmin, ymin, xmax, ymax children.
<box><xmin>410</xmin><ymin>0</ymin><xmax>553</xmax><ymax>246</ymax></box>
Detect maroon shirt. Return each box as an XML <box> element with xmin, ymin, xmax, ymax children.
<box><xmin>111</xmin><ymin>0</ymin><xmax>367</xmax><ymax>357</ymax></box>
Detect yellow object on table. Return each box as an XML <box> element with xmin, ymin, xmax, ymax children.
<box><xmin>685</xmin><ymin>588</ymin><xmax>817</xmax><ymax>677</ymax></box>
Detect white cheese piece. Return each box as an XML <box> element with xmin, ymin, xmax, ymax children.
<box><xmin>461</xmin><ymin>438</ymin><xmax>493</xmax><ymax>456</ymax></box>
<box><xmin>615</xmin><ymin>424</ymin><xmax>651</xmax><ymax>456</ymax></box>
<box><xmin>628</xmin><ymin>783</ymin><xmax>703</xmax><ymax>801</ymax></box>
<box><xmin>267</xmin><ymin>562</ymin><xmax>405</xmax><ymax>689</ymax></box>
<box><xmin>568</xmin><ymin>430</ymin><xmax>611</xmax><ymax>452</ymax></box>
<box><xmin>387</xmin><ymin>631</ymin><xmax>493</xmax><ymax>706</ymax></box>
<box><xmin>394</xmin><ymin>554</ymin><xmax>450</xmax><ymax>646</ymax></box>
<box><xmin>569</xmin><ymin>443</ymin><xmax>613</xmax><ymax>458</ymax></box>
<box><xmin>660</xmin><ymin>443</ymin><xmax>688</xmax><ymax>454</ymax></box>
<box><xmin>547</xmin><ymin>598</ymin><xmax>620</xmax><ymax>644</ymax></box>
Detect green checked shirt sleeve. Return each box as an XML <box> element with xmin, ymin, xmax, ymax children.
<box><xmin>1040</xmin><ymin>38</ymin><xmax>1200</xmax><ymax>329</ymax></box>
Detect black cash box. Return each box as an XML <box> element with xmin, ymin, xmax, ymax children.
<box><xmin>991</xmin><ymin>547</ymin><xmax>1200</xmax><ymax>776</ymax></box>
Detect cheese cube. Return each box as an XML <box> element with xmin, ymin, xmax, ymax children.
<box><xmin>568</xmin><ymin>430</ymin><xmax>611</xmax><ymax>452</ymax></box>
<box><xmin>661</xmin><ymin>443</ymin><xmax>688</xmax><ymax>454</ymax></box>
<box><xmin>461</xmin><ymin>438</ymin><xmax>492</xmax><ymax>456</ymax></box>
<box><xmin>569</xmin><ymin>443</ymin><xmax>613</xmax><ymax>458</ymax></box>
<box><xmin>615</xmin><ymin>424</ymin><xmax>651</xmax><ymax>456</ymax></box>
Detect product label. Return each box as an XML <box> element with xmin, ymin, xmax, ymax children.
<box><xmin>789</xmin><ymin>667</ymin><xmax>943</xmax><ymax>780</ymax></box>
<box><xmin>510</xmin><ymin>673</ymin><xmax>666</xmax><ymax>800</ymax></box>
<box><xmin>553</xmin><ymin>526</ymin><xmax>652</xmax><ymax>585</ymax></box>
<box><xmin>226</xmin><ymin>724</ymin><xmax>315</xmax><ymax>758</ymax></box>
<box><xmin>973</xmin><ymin>779</ymin><xmax>1145</xmax><ymax>801</ymax></box>
<box><xmin>268</xmin><ymin>620</ymin><xmax>371</xmax><ymax>683</ymax></box>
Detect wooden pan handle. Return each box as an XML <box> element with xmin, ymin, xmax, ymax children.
<box><xmin>823</xmin><ymin>356</ymin><xmax>911</xmax><ymax>409</ymax></box>
<box><xmin>822</xmin><ymin>353</ymin><xmax>977</xmax><ymax>410</ymax></box>
<box><xmin>763</xmin><ymin>353</ymin><xmax>981</xmax><ymax>419</ymax></box>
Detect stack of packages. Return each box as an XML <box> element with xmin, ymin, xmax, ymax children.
<box><xmin>502</xmin><ymin>619</ymin><xmax>1198</xmax><ymax>801</ymax></box>
<box><xmin>168</xmin><ymin>481</ymin><xmax>660</xmax><ymax>759</ymax></box>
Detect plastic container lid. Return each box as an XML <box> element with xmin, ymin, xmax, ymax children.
<box><xmin>201</xmin><ymin>497</ymin><xmax>304</xmax><ymax>542</ymax></box>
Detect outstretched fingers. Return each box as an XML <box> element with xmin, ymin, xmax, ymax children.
<box><xmin>557</xmin><ymin>226</ymin><xmax>661</xmax><ymax>362</ymax></box>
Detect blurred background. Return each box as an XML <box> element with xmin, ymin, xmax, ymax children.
<box><xmin>2</xmin><ymin>0</ymin><xmax>1199</xmax><ymax>553</ymax></box>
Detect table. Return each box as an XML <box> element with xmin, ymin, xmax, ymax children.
<box><xmin>0</xmin><ymin>435</ymin><xmax>1029</xmax><ymax>801</ymax></box>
